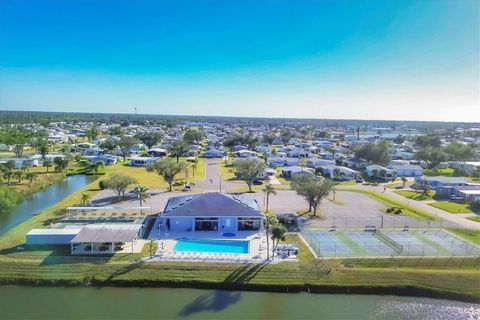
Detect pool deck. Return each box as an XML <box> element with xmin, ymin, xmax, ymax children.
<box><xmin>151</xmin><ymin>232</ymin><xmax>268</xmax><ymax>263</ymax></box>
<box><xmin>144</xmin><ymin>217</ymin><xmax>299</xmax><ymax>263</ymax></box>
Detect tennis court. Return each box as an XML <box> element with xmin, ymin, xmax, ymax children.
<box><xmin>301</xmin><ymin>229</ymin><xmax>480</xmax><ymax>258</ymax></box>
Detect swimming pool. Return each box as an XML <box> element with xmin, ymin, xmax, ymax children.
<box><xmin>173</xmin><ymin>239</ymin><xmax>249</xmax><ymax>254</ymax></box>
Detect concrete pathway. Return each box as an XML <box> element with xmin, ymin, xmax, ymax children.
<box><xmin>338</xmin><ymin>184</ymin><xmax>480</xmax><ymax>230</ymax></box>
<box><xmin>268</xmin><ymin>176</ymin><xmax>282</xmax><ymax>185</ymax></box>
<box><xmin>194</xmin><ymin>159</ymin><xmax>238</xmax><ymax>192</ymax></box>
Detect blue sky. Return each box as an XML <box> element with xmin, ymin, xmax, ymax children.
<box><xmin>0</xmin><ymin>0</ymin><xmax>478</xmax><ymax>121</ymax></box>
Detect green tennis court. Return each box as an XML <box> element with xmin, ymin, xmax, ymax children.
<box><xmin>301</xmin><ymin>229</ymin><xmax>480</xmax><ymax>258</ymax></box>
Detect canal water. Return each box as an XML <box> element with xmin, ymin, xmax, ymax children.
<box><xmin>0</xmin><ymin>286</ymin><xmax>478</xmax><ymax>319</ymax></box>
<box><xmin>0</xmin><ymin>175</ymin><xmax>95</xmax><ymax>235</ymax></box>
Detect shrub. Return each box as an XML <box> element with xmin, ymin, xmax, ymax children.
<box><xmin>395</xmin><ymin>208</ymin><xmax>402</xmax><ymax>215</ymax></box>
<box><xmin>98</xmin><ymin>180</ymin><xmax>106</xmax><ymax>190</ymax></box>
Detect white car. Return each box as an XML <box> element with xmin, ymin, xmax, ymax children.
<box><xmin>449</xmin><ymin>195</ymin><xmax>464</xmax><ymax>201</ymax></box>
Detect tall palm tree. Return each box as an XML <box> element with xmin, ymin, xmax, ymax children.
<box><xmin>271</xmin><ymin>225</ymin><xmax>287</xmax><ymax>260</ymax></box>
<box><xmin>262</xmin><ymin>182</ymin><xmax>277</xmax><ymax>213</ymax></box>
<box><xmin>191</xmin><ymin>159</ymin><xmax>198</xmax><ymax>178</ymax></box>
<box><xmin>262</xmin><ymin>183</ymin><xmax>277</xmax><ymax>260</ymax></box>
<box><xmin>134</xmin><ymin>185</ymin><xmax>151</xmax><ymax>207</ymax></box>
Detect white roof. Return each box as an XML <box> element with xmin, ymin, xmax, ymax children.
<box><xmin>458</xmin><ymin>190</ymin><xmax>480</xmax><ymax>195</ymax></box>
<box><xmin>27</xmin><ymin>228</ymin><xmax>82</xmax><ymax>236</ymax></box>
<box><xmin>71</xmin><ymin>224</ymin><xmax>142</xmax><ymax>243</ymax></box>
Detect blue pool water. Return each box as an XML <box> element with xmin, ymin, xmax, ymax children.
<box><xmin>174</xmin><ymin>239</ymin><xmax>249</xmax><ymax>254</ymax></box>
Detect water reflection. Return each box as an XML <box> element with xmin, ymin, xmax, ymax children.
<box><xmin>179</xmin><ymin>290</ymin><xmax>241</xmax><ymax>317</ymax></box>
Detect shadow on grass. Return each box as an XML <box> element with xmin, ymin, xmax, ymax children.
<box><xmin>224</xmin><ymin>261</ymin><xmax>269</xmax><ymax>284</ymax></box>
<box><xmin>104</xmin><ymin>259</ymin><xmax>144</xmax><ymax>281</ymax></box>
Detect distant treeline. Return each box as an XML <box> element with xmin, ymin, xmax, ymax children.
<box><xmin>0</xmin><ymin>110</ymin><xmax>476</xmax><ymax>130</ymax></box>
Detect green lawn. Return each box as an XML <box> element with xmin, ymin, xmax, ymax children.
<box><xmin>424</xmin><ymin>168</ymin><xmax>455</xmax><ymax>177</ymax></box>
<box><xmin>395</xmin><ymin>190</ymin><xmax>436</xmax><ymax>201</ymax></box>
<box><xmin>217</xmin><ymin>160</ymin><xmax>239</xmax><ymax>181</ymax></box>
<box><xmin>467</xmin><ymin>216</ymin><xmax>480</xmax><ymax>223</ymax></box>
<box><xmin>449</xmin><ymin>229</ymin><xmax>480</xmax><ymax>246</ymax></box>
<box><xmin>429</xmin><ymin>201</ymin><xmax>473</xmax><ymax>214</ymax></box>
<box><xmin>101</xmin><ymin>158</ymin><xmax>205</xmax><ymax>191</ymax></box>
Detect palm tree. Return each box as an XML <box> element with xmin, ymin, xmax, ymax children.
<box><xmin>80</xmin><ymin>193</ymin><xmax>91</xmax><ymax>206</ymax></box>
<box><xmin>88</xmin><ymin>163</ymin><xmax>98</xmax><ymax>175</ymax></box>
<box><xmin>13</xmin><ymin>170</ymin><xmax>23</xmax><ymax>183</ymax></box>
<box><xmin>89</xmin><ymin>161</ymin><xmax>104</xmax><ymax>175</ymax></box>
<box><xmin>25</xmin><ymin>172</ymin><xmax>38</xmax><ymax>185</ymax></box>
<box><xmin>44</xmin><ymin>159</ymin><xmax>52</xmax><ymax>173</ymax></box>
<box><xmin>134</xmin><ymin>185</ymin><xmax>151</xmax><ymax>207</ymax></box>
<box><xmin>271</xmin><ymin>225</ymin><xmax>287</xmax><ymax>260</ymax></box>
<box><xmin>264</xmin><ymin>212</ymin><xmax>278</xmax><ymax>260</ymax></box>
<box><xmin>262</xmin><ymin>182</ymin><xmax>277</xmax><ymax>213</ymax></box>
<box><xmin>191</xmin><ymin>158</ymin><xmax>198</xmax><ymax>178</ymax></box>
<box><xmin>421</xmin><ymin>180</ymin><xmax>431</xmax><ymax>197</ymax></box>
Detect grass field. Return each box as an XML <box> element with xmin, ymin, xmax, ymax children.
<box><xmin>217</xmin><ymin>160</ymin><xmax>239</xmax><ymax>181</ymax></box>
<box><xmin>385</xmin><ymin>181</ymin><xmax>413</xmax><ymax>189</ymax></box>
<box><xmin>429</xmin><ymin>201</ymin><xmax>474</xmax><ymax>214</ymax></box>
<box><xmin>395</xmin><ymin>190</ymin><xmax>436</xmax><ymax>201</ymax></box>
<box><xmin>467</xmin><ymin>216</ymin><xmax>480</xmax><ymax>223</ymax></box>
<box><xmin>424</xmin><ymin>168</ymin><xmax>456</xmax><ymax>177</ymax></box>
<box><xmin>101</xmin><ymin>158</ymin><xmax>205</xmax><ymax>191</ymax></box>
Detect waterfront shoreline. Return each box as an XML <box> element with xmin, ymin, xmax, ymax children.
<box><xmin>0</xmin><ymin>278</ymin><xmax>478</xmax><ymax>304</ymax></box>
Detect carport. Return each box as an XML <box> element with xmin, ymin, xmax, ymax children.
<box><xmin>70</xmin><ymin>224</ymin><xmax>142</xmax><ymax>254</ymax></box>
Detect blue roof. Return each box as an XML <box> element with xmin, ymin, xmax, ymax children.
<box><xmin>162</xmin><ymin>193</ymin><xmax>264</xmax><ymax>218</ymax></box>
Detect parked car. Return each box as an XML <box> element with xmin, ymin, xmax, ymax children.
<box><xmin>183</xmin><ymin>183</ymin><xmax>193</xmax><ymax>191</ymax></box>
<box><xmin>449</xmin><ymin>195</ymin><xmax>464</xmax><ymax>201</ymax></box>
